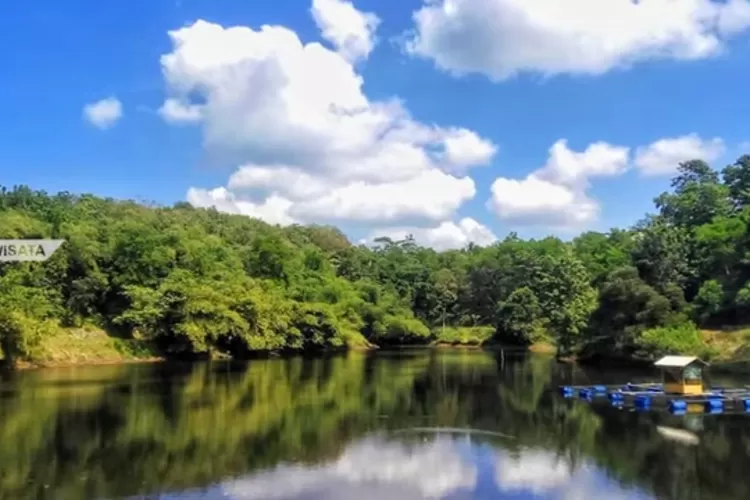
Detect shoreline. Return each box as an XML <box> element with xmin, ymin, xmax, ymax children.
<box><xmin>6</xmin><ymin>342</ymin><xmax>549</xmax><ymax>371</ymax></box>
<box><xmin>12</xmin><ymin>356</ymin><xmax>166</xmax><ymax>371</ymax></box>
<box><xmin>7</xmin><ymin>339</ymin><xmax>746</xmax><ymax>372</ymax></box>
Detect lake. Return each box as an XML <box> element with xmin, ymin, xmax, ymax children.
<box><xmin>1</xmin><ymin>350</ymin><xmax>749</xmax><ymax>500</ymax></box>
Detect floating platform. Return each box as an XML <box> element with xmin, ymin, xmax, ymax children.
<box><xmin>558</xmin><ymin>383</ymin><xmax>750</xmax><ymax>415</ymax></box>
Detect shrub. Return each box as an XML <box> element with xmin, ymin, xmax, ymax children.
<box><xmin>636</xmin><ymin>322</ymin><xmax>705</xmax><ymax>359</ymax></box>
<box><xmin>434</xmin><ymin>326</ymin><xmax>495</xmax><ymax>346</ymax></box>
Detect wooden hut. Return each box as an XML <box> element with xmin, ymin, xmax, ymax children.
<box><xmin>654</xmin><ymin>356</ymin><xmax>708</xmax><ymax>395</ymax></box>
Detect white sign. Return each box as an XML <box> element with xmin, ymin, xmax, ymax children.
<box><xmin>0</xmin><ymin>239</ymin><xmax>65</xmax><ymax>262</ymax></box>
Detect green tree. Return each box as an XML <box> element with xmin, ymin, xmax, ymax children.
<box><xmin>722</xmin><ymin>155</ymin><xmax>750</xmax><ymax>211</ymax></box>
<box><xmin>693</xmin><ymin>280</ymin><xmax>724</xmax><ymax>325</ymax></box>
<box><xmin>584</xmin><ymin>267</ymin><xmax>672</xmax><ymax>357</ymax></box>
<box><xmin>496</xmin><ymin>287</ymin><xmax>544</xmax><ymax>346</ymax></box>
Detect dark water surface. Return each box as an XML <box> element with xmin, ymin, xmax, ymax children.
<box><xmin>1</xmin><ymin>350</ymin><xmax>750</xmax><ymax>500</ymax></box>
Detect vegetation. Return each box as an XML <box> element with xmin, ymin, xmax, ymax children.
<box><xmin>3</xmin><ymin>154</ymin><xmax>750</xmax><ymax>365</ymax></box>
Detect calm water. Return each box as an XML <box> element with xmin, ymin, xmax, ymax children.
<box><xmin>1</xmin><ymin>350</ymin><xmax>750</xmax><ymax>500</ymax></box>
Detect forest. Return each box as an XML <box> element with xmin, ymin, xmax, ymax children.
<box><xmin>2</xmin><ymin>154</ymin><xmax>750</xmax><ymax>366</ymax></box>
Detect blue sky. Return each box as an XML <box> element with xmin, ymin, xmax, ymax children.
<box><xmin>2</xmin><ymin>0</ymin><xmax>750</xmax><ymax>249</ymax></box>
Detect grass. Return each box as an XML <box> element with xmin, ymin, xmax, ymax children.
<box><xmin>18</xmin><ymin>325</ymin><xmax>160</xmax><ymax>368</ymax></box>
<box><xmin>701</xmin><ymin>327</ymin><xmax>750</xmax><ymax>358</ymax></box>
<box><xmin>700</xmin><ymin>327</ymin><xmax>750</xmax><ymax>372</ymax></box>
<box><xmin>432</xmin><ymin>326</ymin><xmax>495</xmax><ymax>347</ymax></box>
<box><xmin>529</xmin><ymin>341</ymin><xmax>556</xmax><ymax>354</ymax></box>
<box><xmin>430</xmin><ymin>326</ymin><xmax>555</xmax><ymax>354</ymax></box>
<box><xmin>22</xmin><ymin>324</ymin><xmax>749</xmax><ymax>370</ymax></box>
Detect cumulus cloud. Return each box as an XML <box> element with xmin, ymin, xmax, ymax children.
<box><xmin>440</xmin><ymin>128</ymin><xmax>497</xmax><ymax>172</ymax></box>
<box><xmin>634</xmin><ymin>134</ymin><xmax>725</xmax><ymax>176</ymax></box>
<box><xmin>311</xmin><ymin>0</ymin><xmax>381</xmax><ymax>62</ymax></box>
<box><xmin>487</xmin><ymin>139</ymin><xmax>629</xmax><ymax>229</ymax></box>
<box><xmin>719</xmin><ymin>0</ymin><xmax>750</xmax><ymax>35</ymax></box>
<box><xmin>159</xmin><ymin>6</ymin><xmax>496</xmax><ymax>241</ymax></box>
<box><xmin>159</xmin><ymin>98</ymin><xmax>203</xmax><ymax>123</ymax></box>
<box><xmin>187</xmin><ymin>186</ymin><xmax>296</xmax><ymax>226</ymax></box>
<box><xmin>406</xmin><ymin>0</ymin><xmax>750</xmax><ymax>80</ymax></box>
<box><xmin>83</xmin><ymin>97</ymin><xmax>123</xmax><ymax>129</ymax></box>
<box><xmin>367</xmin><ymin>217</ymin><xmax>498</xmax><ymax>250</ymax></box>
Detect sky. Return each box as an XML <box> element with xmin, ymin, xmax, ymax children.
<box><xmin>2</xmin><ymin>0</ymin><xmax>750</xmax><ymax>250</ymax></box>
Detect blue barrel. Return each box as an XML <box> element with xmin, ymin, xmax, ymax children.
<box><xmin>579</xmin><ymin>388</ymin><xmax>593</xmax><ymax>400</ymax></box>
<box><xmin>608</xmin><ymin>391</ymin><xmax>624</xmax><ymax>401</ymax></box>
<box><xmin>560</xmin><ymin>386</ymin><xmax>574</xmax><ymax>398</ymax></box>
<box><xmin>744</xmin><ymin>399</ymin><xmax>750</xmax><ymax>412</ymax></box>
<box><xmin>705</xmin><ymin>399</ymin><xmax>724</xmax><ymax>412</ymax></box>
<box><xmin>634</xmin><ymin>395</ymin><xmax>651</xmax><ymax>409</ymax></box>
<box><xmin>608</xmin><ymin>392</ymin><xmax>624</xmax><ymax>406</ymax></box>
<box><xmin>669</xmin><ymin>400</ymin><xmax>687</xmax><ymax>412</ymax></box>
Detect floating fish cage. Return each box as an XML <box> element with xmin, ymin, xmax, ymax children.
<box><xmin>558</xmin><ymin>382</ymin><xmax>750</xmax><ymax>415</ymax></box>
<box><xmin>558</xmin><ymin>355</ymin><xmax>750</xmax><ymax>415</ymax></box>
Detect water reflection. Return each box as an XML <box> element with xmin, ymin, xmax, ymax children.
<box><xmin>1</xmin><ymin>350</ymin><xmax>749</xmax><ymax>500</ymax></box>
<box><xmin>169</xmin><ymin>437</ymin><xmax>649</xmax><ymax>500</ymax></box>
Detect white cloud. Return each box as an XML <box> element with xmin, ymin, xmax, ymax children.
<box><xmin>488</xmin><ymin>139</ymin><xmax>629</xmax><ymax>229</ymax></box>
<box><xmin>367</xmin><ymin>217</ymin><xmax>498</xmax><ymax>250</ymax></box>
<box><xmin>311</xmin><ymin>0</ymin><xmax>381</xmax><ymax>62</ymax></box>
<box><xmin>187</xmin><ymin>186</ymin><xmax>297</xmax><ymax>226</ymax></box>
<box><xmin>159</xmin><ymin>97</ymin><xmax>203</xmax><ymax>123</ymax></box>
<box><xmin>406</xmin><ymin>0</ymin><xmax>750</xmax><ymax>81</ymax></box>
<box><xmin>488</xmin><ymin>176</ymin><xmax>598</xmax><ymax>228</ymax></box>
<box><xmin>718</xmin><ymin>0</ymin><xmax>750</xmax><ymax>35</ymax></box>
<box><xmin>440</xmin><ymin>128</ymin><xmax>498</xmax><ymax>172</ymax></box>
<box><xmin>634</xmin><ymin>134</ymin><xmax>725</xmax><ymax>176</ymax></box>
<box><xmin>83</xmin><ymin>97</ymin><xmax>123</xmax><ymax>129</ymax></box>
<box><xmin>159</xmin><ymin>9</ymin><xmax>496</xmax><ymax>243</ymax></box>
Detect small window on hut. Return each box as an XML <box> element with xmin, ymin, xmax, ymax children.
<box><xmin>684</xmin><ymin>365</ymin><xmax>702</xmax><ymax>382</ymax></box>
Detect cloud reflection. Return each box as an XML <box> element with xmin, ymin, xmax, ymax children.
<box><xmin>495</xmin><ymin>450</ymin><xmax>573</xmax><ymax>494</ymax></box>
<box><xmin>494</xmin><ymin>448</ymin><xmax>650</xmax><ymax>500</ymax></box>
<box><xmin>166</xmin><ymin>435</ymin><xmax>652</xmax><ymax>500</ymax></box>
<box><xmin>221</xmin><ymin>436</ymin><xmax>476</xmax><ymax>500</ymax></box>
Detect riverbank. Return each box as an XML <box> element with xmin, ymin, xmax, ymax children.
<box><xmin>573</xmin><ymin>327</ymin><xmax>750</xmax><ymax>373</ymax></box>
<box><xmin>7</xmin><ymin>323</ymin><xmax>750</xmax><ymax>371</ymax></box>
<box><xmin>4</xmin><ymin>324</ymin><xmax>522</xmax><ymax>370</ymax></box>
<box><xmin>702</xmin><ymin>328</ymin><xmax>750</xmax><ymax>373</ymax></box>
<box><xmin>6</xmin><ymin>326</ymin><xmax>161</xmax><ymax>370</ymax></box>
<box><xmin>5</xmin><ymin>325</ymin><xmax>382</xmax><ymax>370</ymax></box>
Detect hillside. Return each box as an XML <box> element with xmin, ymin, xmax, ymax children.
<box><xmin>2</xmin><ymin>155</ymin><xmax>750</xmax><ymax>367</ymax></box>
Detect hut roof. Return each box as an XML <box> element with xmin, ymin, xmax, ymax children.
<box><xmin>654</xmin><ymin>356</ymin><xmax>707</xmax><ymax>368</ymax></box>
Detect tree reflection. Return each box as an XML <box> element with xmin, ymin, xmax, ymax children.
<box><xmin>0</xmin><ymin>352</ymin><xmax>749</xmax><ymax>499</ymax></box>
